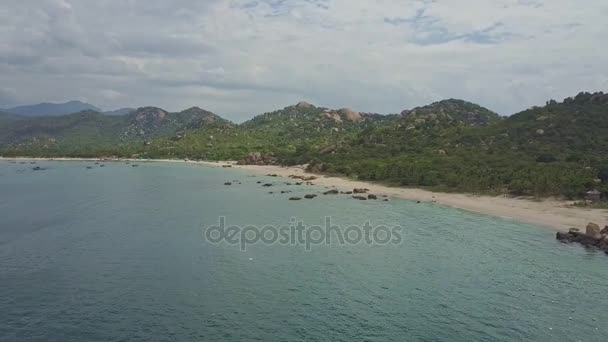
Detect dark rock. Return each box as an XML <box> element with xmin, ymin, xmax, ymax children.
<box><xmin>224</xmin><ymin>182</ymin><xmax>232</xmax><ymax>186</ymax></box>
<box><xmin>368</xmin><ymin>194</ymin><xmax>378</xmax><ymax>200</ymax></box>
<box><xmin>32</xmin><ymin>166</ymin><xmax>47</xmax><ymax>171</ymax></box>
<box><xmin>601</xmin><ymin>226</ymin><xmax>608</xmax><ymax>235</ymax></box>
<box><xmin>304</xmin><ymin>194</ymin><xmax>318</xmax><ymax>199</ymax></box>
<box><xmin>323</xmin><ymin>189</ymin><xmax>339</xmax><ymax>195</ymax></box>
<box><xmin>352</xmin><ymin>196</ymin><xmax>367</xmax><ymax>200</ymax></box>
<box><xmin>353</xmin><ymin>188</ymin><xmax>369</xmax><ymax>194</ymax></box>
<box><xmin>262</xmin><ymin>183</ymin><xmax>273</xmax><ymax>187</ymax></box>
<box><xmin>281</xmin><ymin>191</ymin><xmax>292</xmax><ymax>194</ymax></box>
<box><xmin>86</xmin><ymin>166</ymin><xmax>93</xmax><ymax>169</ymax></box>
<box><xmin>222</xmin><ymin>165</ymin><xmax>232</xmax><ymax>168</ymax></box>
<box><xmin>289</xmin><ymin>175</ymin><xmax>317</xmax><ymax>181</ymax></box>
<box><xmin>341</xmin><ymin>191</ymin><xmax>353</xmax><ymax>195</ymax></box>
<box><xmin>257</xmin><ymin>181</ymin><xmax>262</xmax><ymax>184</ymax></box>
<box><xmin>556</xmin><ymin>225</ymin><xmax>608</xmax><ymax>254</ymax></box>
<box><xmin>289</xmin><ymin>197</ymin><xmax>302</xmax><ymax>201</ymax></box>
<box><xmin>383</xmin><ymin>199</ymin><xmax>389</xmax><ymax>202</ymax></box>
<box><xmin>132</xmin><ymin>164</ymin><xmax>139</xmax><ymax>167</ymax></box>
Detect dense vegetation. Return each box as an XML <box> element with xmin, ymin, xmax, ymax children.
<box><xmin>1</xmin><ymin>92</ymin><xmax>607</xmax><ymax>199</ymax></box>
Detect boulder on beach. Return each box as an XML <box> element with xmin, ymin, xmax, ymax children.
<box><xmin>368</xmin><ymin>194</ymin><xmax>378</xmax><ymax>200</ymax></box>
<box><xmin>353</xmin><ymin>188</ymin><xmax>369</xmax><ymax>194</ymax></box>
<box><xmin>586</xmin><ymin>222</ymin><xmax>601</xmax><ymax>238</ymax></box>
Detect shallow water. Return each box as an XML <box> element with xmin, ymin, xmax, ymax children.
<box><xmin>0</xmin><ymin>161</ymin><xmax>606</xmax><ymax>341</ymax></box>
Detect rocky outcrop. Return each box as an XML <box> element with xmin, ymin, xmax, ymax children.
<box><xmin>586</xmin><ymin>222</ymin><xmax>601</xmax><ymax>238</ymax></box>
<box><xmin>237</xmin><ymin>152</ymin><xmax>277</xmax><ymax>165</ymax></box>
<box><xmin>368</xmin><ymin>194</ymin><xmax>378</xmax><ymax>200</ymax></box>
<box><xmin>353</xmin><ymin>188</ymin><xmax>369</xmax><ymax>194</ymax></box>
<box><xmin>556</xmin><ymin>222</ymin><xmax>608</xmax><ymax>254</ymax></box>
<box><xmin>338</xmin><ymin>108</ymin><xmax>363</xmax><ymax>122</ymax></box>
<box><xmin>295</xmin><ymin>101</ymin><xmax>314</xmax><ymax>109</ymax></box>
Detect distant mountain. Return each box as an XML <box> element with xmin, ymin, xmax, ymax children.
<box><xmin>104</xmin><ymin>108</ymin><xmax>135</xmax><ymax>116</ymax></box>
<box><xmin>123</xmin><ymin>106</ymin><xmax>228</xmax><ymax>138</ymax></box>
<box><xmin>6</xmin><ymin>101</ymin><xmax>101</xmax><ymax>117</ymax></box>
<box><xmin>0</xmin><ymin>106</ymin><xmax>227</xmax><ymax>156</ymax></box>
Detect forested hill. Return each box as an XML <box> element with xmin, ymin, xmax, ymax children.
<box><xmin>1</xmin><ymin>92</ymin><xmax>607</xmax><ymax>199</ymax></box>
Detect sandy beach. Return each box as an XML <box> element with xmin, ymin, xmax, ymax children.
<box><xmin>2</xmin><ymin>157</ymin><xmax>607</xmax><ymax>231</ymax></box>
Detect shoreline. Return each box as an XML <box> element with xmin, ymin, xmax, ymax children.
<box><xmin>2</xmin><ymin>156</ymin><xmax>607</xmax><ymax>231</ymax></box>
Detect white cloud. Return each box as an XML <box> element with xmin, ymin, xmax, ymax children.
<box><xmin>0</xmin><ymin>0</ymin><xmax>607</xmax><ymax>121</ymax></box>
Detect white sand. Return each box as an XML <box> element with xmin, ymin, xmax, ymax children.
<box><xmin>3</xmin><ymin>157</ymin><xmax>606</xmax><ymax>231</ymax></box>
<box><xmin>201</xmin><ymin>161</ymin><xmax>608</xmax><ymax>232</ymax></box>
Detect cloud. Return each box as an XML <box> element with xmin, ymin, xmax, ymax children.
<box><xmin>0</xmin><ymin>0</ymin><xmax>607</xmax><ymax>121</ymax></box>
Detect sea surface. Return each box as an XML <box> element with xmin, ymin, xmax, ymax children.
<box><xmin>0</xmin><ymin>160</ymin><xmax>606</xmax><ymax>341</ymax></box>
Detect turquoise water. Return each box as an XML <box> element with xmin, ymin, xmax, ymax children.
<box><xmin>0</xmin><ymin>161</ymin><xmax>606</xmax><ymax>341</ymax></box>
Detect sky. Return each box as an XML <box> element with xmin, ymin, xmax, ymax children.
<box><xmin>0</xmin><ymin>0</ymin><xmax>607</xmax><ymax>121</ymax></box>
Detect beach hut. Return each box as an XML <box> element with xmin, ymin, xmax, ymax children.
<box><xmin>585</xmin><ymin>189</ymin><xmax>602</xmax><ymax>202</ymax></box>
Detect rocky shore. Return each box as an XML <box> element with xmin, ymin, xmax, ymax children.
<box><xmin>556</xmin><ymin>223</ymin><xmax>608</xmax><ymax>254</ymax></box>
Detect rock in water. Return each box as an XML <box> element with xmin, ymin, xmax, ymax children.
<box><xmin>323</xmin><ymin>189</ymin><xmax>339</xmax><ymax>195</ymax></box>
<box><xmin>368</xmin><ymin>194</ymin><xmax>378</xmax><ymax>200</ymax></box>
<box><xmin>289</xmin><ymin>197</ymin><xmax>302</xmax><ymax>201</ymax></box>
<box><xmin>304</xmin><ymin>194</ymin><xmax>317</xmax><ymax>199</ymax></box>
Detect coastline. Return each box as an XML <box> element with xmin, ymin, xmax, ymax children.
<box><xmin>2</xmin><ymin>156</ymin><xmax>606</xmax><ymax>231</ymax></box>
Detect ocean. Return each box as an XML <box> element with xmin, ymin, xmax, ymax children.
<box><xmin>0</xmin><ymin>160</ymin><xmax>605</xmax><ymax>341</ymax></box>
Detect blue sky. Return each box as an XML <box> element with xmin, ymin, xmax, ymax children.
<box><xmin>0</xmin><ymin>0</ymin><xmax>607</xmax><ymax>121</ymax></box>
